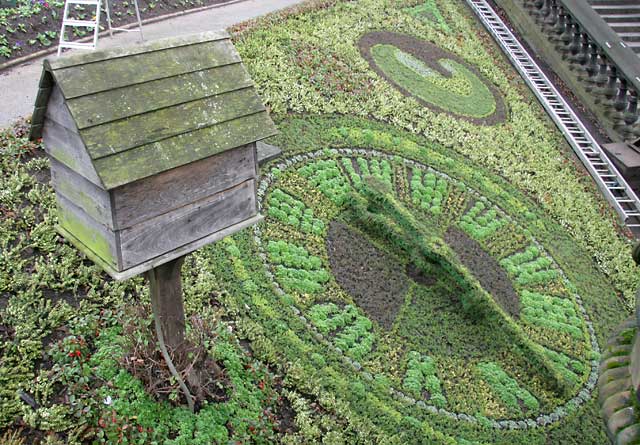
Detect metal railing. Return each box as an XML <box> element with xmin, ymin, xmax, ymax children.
<box><xmin>515</xmin><ymin>0</ymin><xmax>640</xmax><ymax>142</ymax></box>
<box><xmin>467</xmin><ymin>0</ymin><xmax>640</xmax><ymax>229</ymax></box>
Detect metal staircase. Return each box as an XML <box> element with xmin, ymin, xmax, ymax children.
<box><xmin>466</xmin><ymin>0</ymin><xmax>640</xmax><ymax>230</ymax></box>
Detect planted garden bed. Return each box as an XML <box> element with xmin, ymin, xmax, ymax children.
<box><xmin>0</xmin><ymin>0</ymin><xmax>230</xmax><ymax>63</ymax></box>
<box><xmin>1</xmin><ymin>0</ymin><xmax>639</xmax><ymax>443</ymax></box>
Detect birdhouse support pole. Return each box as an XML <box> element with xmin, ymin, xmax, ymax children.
<box><xmin>147</xmin><ymin>256</ymin><xmax>186</xmax><ymax>350</ymax></box>
<box><xmin>147</xmin><ymin>255</ymin><xmax>195</xmax><ymax>412</ymax></box>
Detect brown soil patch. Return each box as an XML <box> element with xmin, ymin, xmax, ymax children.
<box><xmin>444</xmin><ymin>226</ymin><xmax>520</xmax><ymax>318</ymax></box>
<box><xmin>326</xmin><ymin>220</ymin><xmax>408</xmax><ymax>330</ymax></box>
<box><xmin>358</xmin><ymin>31</ymin><xmax>507</xmax><ymax>126</ymax></box>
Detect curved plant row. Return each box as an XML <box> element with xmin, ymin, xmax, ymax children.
<box><xmin>253</xmin><ymin>127</ymin><xmax>601</xmax><ymax>431</ymax></box>
<box><xmin>233</xmin><ymin>0</ymin><xmax>639</xmax><ymax>306</ymax></box>
<box><xmin>243</xmin><ymin>110</ymin><xmax>627</xmax><ymax>442</ymax></box>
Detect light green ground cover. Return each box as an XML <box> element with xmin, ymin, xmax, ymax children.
<box><xmin>0</xmin><ymin>0</ymin><xmax>638</xmax><ymax>443</ymax></box>
<box><xmin>371</xmin><ymin>45</ymin><xmax>497</xmax><ymax>118</ymax></box>
<box><xmin>406</xmin><ymin>0</ymin><xmax>450</xmax><ymax>32</ymax></box>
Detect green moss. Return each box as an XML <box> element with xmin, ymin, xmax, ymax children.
<box><xmin>543</xmin><ymin>347</ymin><xmax>585</xmax><ymax>387</ymax></box>
<box><xmin>458</xmin><ymin>200</ymin><xmax>508</xmax><ymax>240</ymax></box>
<box><xmin>48</xmin><ymin>150</ymin><xmax>79</xmax><ymax>172</ymax></box>
<box><xmin>267</xmin><ymin>188</ymin><xmax>325</xmax><ymax>235</ymax></box>
<box><xmin>267</xmin><ymin>240</ymin><xmax>330</xmax><ymax>294</ymax></box>
<box><xmin>520</xmin><ymin>290</ymin><xmax>584</xmax><ymax>339</ymax></box>
<box><xmin>402</xmin><ymin>352</ymin><xmax>446</xmax><ymax>407</ymax></box>
<box><xmin>308</xmin><ymin>303</ymin><xmax>374</xmax><ymax>360</ymax></box>
<box><xmin>477</xmin><ymin>362</ymin><xmax>539</xmax><ymax>414</ymax></box>
<box><xmin>57</xmin><ymin>205</ymin><xmax>116</xmax><ymax>267</ymax></box>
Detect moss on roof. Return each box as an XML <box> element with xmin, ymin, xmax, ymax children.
<box><xmin>30</xmin><ymin>30</ymin><xmax>277</xmax><ymax>189</ymax></box>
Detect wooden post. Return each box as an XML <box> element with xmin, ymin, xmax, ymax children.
<box><xmin>147</xmin><ymin>256</ymin><xmax>186</xmax><ymax>350</ymax></box>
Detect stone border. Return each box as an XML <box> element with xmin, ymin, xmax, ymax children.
<box><xmin>253</xmin><ymin>146</ymin><xmax>600</xmax><ymax>429</ymax></box>
<box><xmin>358</xmin><ymin>31</ymin><xmax>507</xmax><ymax>126</ymax></box>
<box><xmin>0</xmin><ymin>0</ymin><xmax>246</xmax><ymax>72</ymax></box>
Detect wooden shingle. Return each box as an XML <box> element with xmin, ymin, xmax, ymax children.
<box><xmin>30</xmin><ymin>30</ymin><xmax>277</xmax><ymax>189</ymax></box>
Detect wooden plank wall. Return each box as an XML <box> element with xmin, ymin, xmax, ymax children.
<box><xmin>43</xmin><ymin>85</ymin><xmax>102</xmax><ymax>186</ymax></box>
<box><xmin>56</xmin><ymin>194</ymin><xmax>121</xmax><ymax>269</ymax></box>
<box><xmin>54</xmin><ymin>144</ymin><xmax>259</xmax><ymax>273</ymax></box>
<box><xmin>51</xmin><ymin>159</ymin><xmax>114</xmax><ymax>228</ymax></box>
<box><xmin>119</xmin><ymin>178</ymin><xmax>257</xmax><ymax>269</ymax></box>
<box><xmin>113</xmin><ymin>143</ymin><xmax>256</xmax><ymax>229</ymax></box>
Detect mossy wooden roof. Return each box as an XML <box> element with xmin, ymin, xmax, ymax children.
<box><xmin>30</xmin><ymin>31</ymin><xmax>277</xmax><ymax>189</ymax></box>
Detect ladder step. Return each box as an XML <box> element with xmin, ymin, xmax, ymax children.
<box><xmin>63</xmin><ymin>19</ymin><xmax>97</xmax><ymax>27</ymax></box>
<box><xmin>58</xmin><ymin>41</ymin><xmax>96</xmax><ymax>49</ymax></box>
<box><xmin>66</xmin><ymin>0</ymin><xmax>99</xmax><ymax>4</ymax></box>
<box><xmin>108</xmin><ymin>27</ymin><xmax>142</xmax><ymax>33</ymax></box>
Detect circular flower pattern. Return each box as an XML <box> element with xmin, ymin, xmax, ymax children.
<box><xmin>255</xmin><ymin>145</ymin><xmax>599</xmax><ymax>426</ymax></box>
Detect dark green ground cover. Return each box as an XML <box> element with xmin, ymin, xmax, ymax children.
<box><xmin>1</xmin><ymin>0</ymin><xmax>640</xmax><ymax>443</ymax></box>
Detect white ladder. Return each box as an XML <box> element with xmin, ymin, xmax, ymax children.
<box><xmin>57</xmin><ymin>0</ymin><xmax>143</xmax><ymax>56</ymax></box>
<box><xmin>465</xmin><ymin>0</ymin><xmax>640</xmax><ymax>231</ymax></box>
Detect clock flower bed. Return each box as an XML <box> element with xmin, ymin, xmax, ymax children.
<box><xmin>1</xmin><ymin>0</ymin><xmax>639</xmax><ymax>443</ymax></box>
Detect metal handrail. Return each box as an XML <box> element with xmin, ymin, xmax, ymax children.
<box><xmin>467</xmin><ymin>0</ymin><xmax>640</xmax><ymax>229</ymax></box>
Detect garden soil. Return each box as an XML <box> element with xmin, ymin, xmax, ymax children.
<box><xmin>326</xmin><ymin>220</ymin><xmax>409</xmax><ymax>330</ymax></box>
<box><xmin>444</xmin><ymin>226</ymin><xmax>520</xmax><ymax>317</ymax></box>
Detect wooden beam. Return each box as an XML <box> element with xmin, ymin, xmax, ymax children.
<box><xmin>83</xmin><ymin>87</ymin><xmax>265</xmax><ymax>158</ymax></box>
<box><xmin>148</xmin><ymin>256</ymin><xmax>186</xmax><ymax>351</ymax></box>
<box><xmin>256</xmin><ymin>141</ymin><xmax>282</xmax><ymax>165</ymax></box>
<box><xmin>54</xmin><ymin>39</ymin><xmax>240</xmax><ymax>99</ymax></box>
<box><xmin>118</xmin><ymin>179</ymin><xmax>257</xmax><ymax>269</ymax></box>
<box><xmin>68</xmin><ymin>63</ymin><xmax>253</xmax><ymax>129</ymax></box>
<box><xmin>93</xmin><ymin>112</ymin><xmax>276</xmax><ymax>189</ymax></box>
<box><xmin>46</xmin><ymin>30</ymin><xmax>230</xmax><ymax>70</ymax></box>
<box><xmin>113</xmin><ymin>144</ymin><xmax>256</xmax><ymax>230</ymax></box>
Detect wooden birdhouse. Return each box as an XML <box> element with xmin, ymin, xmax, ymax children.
<box><xmin>29</xmin><ymin>31</ymin><xmax>277</xmax><ymax>280</ymax></box>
